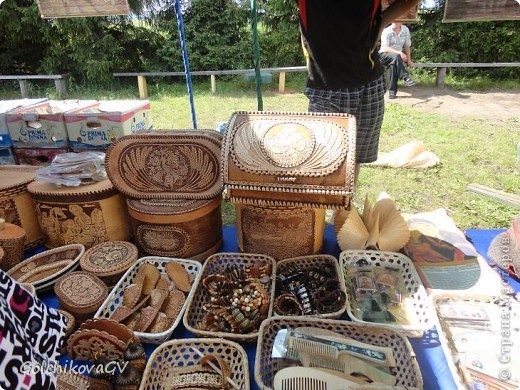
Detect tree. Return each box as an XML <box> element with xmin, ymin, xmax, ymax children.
<box><xmin>157</xmin><ymin>0</ymin><xmax>251</xmax><ymax>71</ymax></box>
<box><xmin>259</xmin><ymin>0</ymin><xmax>303</xmax><ymax>67</ymax></box>
<box><xmin>411</xmin><ymin>1</ymin><xmax>520</xmax><ymax>79</ymax></box>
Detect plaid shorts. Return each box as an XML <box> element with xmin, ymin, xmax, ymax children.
<box><xmin>305</xmin><ymin>76</ymin><xmax>385</xmax><ymax>163</ymax></box>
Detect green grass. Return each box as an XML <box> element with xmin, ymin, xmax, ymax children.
<box><xmin>1</xmin><ymin>74</ymin><xmax>518</xmax><ymax>229</ymax></box>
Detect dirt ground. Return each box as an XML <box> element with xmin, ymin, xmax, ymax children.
<box><xmin>386</xmin><ymin>85</ymin><xmax>520</xmax><ymax>123</ymax></box>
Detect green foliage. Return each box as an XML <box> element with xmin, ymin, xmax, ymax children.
<box><xmin>157</xmin><ymin>0</ymin><xmax>251</xmax><ymax>71</ymax></box>
<box><xmin>411</xmin><ymin>4</ymin><xmax>520</xmax><ymax>80</ymax></box>
<box><xmin>0</xmin><ymin>0</ymin><xmax>48</xmax><ymax>74</ymax></box>
<box><xmin>259</xmin><ymin>0</ymin><xmax>304</xmax><ymax>67</ymax></box>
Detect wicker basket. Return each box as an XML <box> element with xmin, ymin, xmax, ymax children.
<box><xmin>140</xmin><ymin>338</ymin><xmax>250</xmax><ymax>390</ymax></box>
<box><xmin>339</xmin><ymin>250</ymin><xmax>434</xmax><ymax>337</ymax></box>
<box><xmin>94</xmin><ymin>256</ymin><xmax>202</xmax><ymax>344</ymax></box>
<box><xmin>274</xmin><ymin>255</ymin><xmax>346</xmax><ymax>319</ymax></box>
<box><xmin>254</xmin><ymin>316</ymin><xmax>423</xmax><ymax>390</ymax></box>
<box><xmin>430</xmin><ymin>291</ymin><xmax>520</xmax><ymax>389</ymax></box>
<box><xmin>183</xmin><ymin>252</ymin><xmax>277</xmax><ymax>342</ymax></box>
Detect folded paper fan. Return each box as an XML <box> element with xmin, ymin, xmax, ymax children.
<box><xmin>337</xmin><ymin>196</ymin><xmax>410</xmax><ymax>252</ymax></box>
<box><xmin>337</xmin><ymin>206</ymin><xmax>369</xmax><ymax>250</ymax></box>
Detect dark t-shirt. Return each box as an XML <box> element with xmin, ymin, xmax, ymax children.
<box><xmin>298</xmin><ymin>0</ymin><xmax>384</xmax><ymax>89</ymax></box>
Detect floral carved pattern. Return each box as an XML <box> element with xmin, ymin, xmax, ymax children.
<box><xmin>137</xmin><ymin>225</ymin><xmax>189</xmax><ymax>256</ymax></box>
<box><xmin>119</xmin><ymin>144</ymin><xmax>219</xmax><ymax>194</ymax></box>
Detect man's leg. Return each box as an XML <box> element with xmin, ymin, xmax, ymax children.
<box><xmin>380</xmin><ymin>53</ymin><xmax>411</xmax><ymax>97</ymax></box>
<box><xmin>305</xmin><ymin>77</ymin><xmax>385</xmax><ymax>186</ymax></box>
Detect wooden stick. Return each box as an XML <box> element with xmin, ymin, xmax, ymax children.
<box><xmin>190</xmin><ymin>346</ymin><xmax>241</xmax><ymax>390</ymax></box>
<box><xmin>467</xmin><ymin>184</ymin><xmax>520</xmax><ymax>208</ymax></box>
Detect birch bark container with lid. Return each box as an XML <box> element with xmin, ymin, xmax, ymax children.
<box><xmin>0</xmin><ymin>165</ymin><xmax>43</xmax><ymax>251</ymax></box>
<box><xmin>0</xmin><ymin>218</ymin><xmax>26</xmax><ymax>271</ymax></box>
<box><xmin>27</xmin><ymin>178</ymin><xmax>132</xmax><ymax>249</ymax></box>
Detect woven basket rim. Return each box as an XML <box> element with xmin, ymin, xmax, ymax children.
<box><xmin>339</xmin><ymin>249</ymin><xmax>434</xmax><ymax>336</ymax></box>
<box><xmin>94</xmin><ymin>256</ymin><xmax>202</xmax><ymax>343</ymax></box>
<box><xmin>254</xmin><ymin>315</ymin><xmax>424</xmax><ymax>390</ymax></box>
<box><xmin>183</xmin><ymin>252</ymin><xmax>277</xmax><ymax>342</ymax></box>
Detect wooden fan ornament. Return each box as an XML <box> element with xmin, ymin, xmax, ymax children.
<box><xmin>336</xmin><ymin>196</ymin><xmax>410</xmax><ymax>252</ymax></box>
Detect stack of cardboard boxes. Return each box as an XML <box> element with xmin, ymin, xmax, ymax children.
<box><xmin>0</xmin><ymin>99</ymin><xmax>152</xmax><ymax>166</ymax></box>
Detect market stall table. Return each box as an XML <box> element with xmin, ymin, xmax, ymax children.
<box><xmin>37</xmin><ymin>225</ymin><xmax>511</xmax><ymax>390</ymax></box>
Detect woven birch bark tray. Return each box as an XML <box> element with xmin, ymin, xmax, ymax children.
<box><xmin>94</xmin><ymin>256</ymin><xmax>202</xmax><ymax>344</ymax></box>
<box><xmin>430</xmin><ymin>291</ymin><xmax>520</xmax><ymax>389</ymax></box>
<box><xmin>140</xmin><ymin>338</ymin><xmax>250</xmax><ymax>390</ymax></box>
<box><xmin>8</xmin><ymin>243</ymin><xmax>84</xmax><ymax>292</ymax></box>
<box><xmin>222</xmin><ymin>111</ymin><xmax>356</xmax><ymax>209</ymax></box>
<box><xmin>274</xmin><ymin>255</ymin><xmax>346</xmax><ymax>319</ymax></box>
<box><xmin>183</xmin><ymin>252</ymin><xmax>277</xmax><ymax>342</ymax></box>
<box><xmin>339</xmin><ymin>250</ymin><xmax>435</xmax><ymax>337</ymax></box>
<box><xmin>255</xmin><ymin>316</ymin><xmax>423</xmax><ymax>390</ymax></box>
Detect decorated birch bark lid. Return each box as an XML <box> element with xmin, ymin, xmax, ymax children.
<box><xmin>105</xmin><ymin>130</ymin><xmax>223</xmax><ymax>200</ymax></box>
<box><xmin>0</xmin><ymin>218</ymin><xmax>26</xmax><ymax>241</ymax></box>
<box><xmin>54</xmin><ymin>271</ymin><xmax>108</xmax><ymax>314</ymax></box>
<box><xmin>27</xmin><ymin>178</ymin><xmax>118</xmax><ymax>200</ymax></box>
<box><xmin>0</xmin><ymin>165</ymin><xmax>39</xmax><ymax>194</ymax></box>
<box><xmin>80</xmin><ymin>241</ymin><xmax>138</xmax><ymax>277</ymax></box>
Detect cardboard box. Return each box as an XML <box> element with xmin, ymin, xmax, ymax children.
<box><xmin>0</xmin><ymin>99</ymin><xmax>48</xmax><ymax>147</ymax></box>
<box><xmin>14</xmin><ymin>147</ymin><xmax>70</xmax><ymax>166</ymax></box>
<box><xmin>0</xmin><ymin>147</ymin><xmax>18</xmax><ymax>165</ymax></box>
<box><xmin>65</xmin><ymin>100</ymin><xmax>152</xmax><ymax>149</ymax></box>
<box><xmin>6</xmin><ymin>100</ymin><xmax>97</xmax><ymax>149</ymax></box>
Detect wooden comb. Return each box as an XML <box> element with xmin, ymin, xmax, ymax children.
<box><xmin>274</xmin><ymin>367</ymin><xmax>407</xmax><ymax>390</ymax></box>
<box><xmin>284</xmin><ymin>328</ymin><xmax>397</xmax><ymax>385</ymax></box>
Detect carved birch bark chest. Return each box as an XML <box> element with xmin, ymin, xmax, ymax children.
<box><xmin>106</xmin><ymin>130</ymin><xmax>224</xmax><ymax>260</ymax></box>
<box><xmin>222</xmin><ymin>111</ymin><xmax>357</xmax><ymax>209</ymax></box>
<box><xmin>27</xmin><ymin>179</ymin><xmax>132</xmax><ymax>249</ymax></box>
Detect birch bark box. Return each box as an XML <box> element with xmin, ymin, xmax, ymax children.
<box><xmin>27</xmin><ymin>178</ymin><xmax>132</xmax><ymax>249</ymax></box>
<box><xmin>105</xmin><ymin>130</ymin><xmax>223</xmax><ymax>260</ymax></box>
<box><xmin>0</xmin><ymin>165</ymin><xmax>43</xmax><ymax>251</ymax></box>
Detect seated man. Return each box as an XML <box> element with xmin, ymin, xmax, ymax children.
<box><xmin>379</xmin><ymin>22</ymin><xmax>415</xmax><ymax>99</ymax></box>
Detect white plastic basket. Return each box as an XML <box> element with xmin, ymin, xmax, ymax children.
<box><xmin>94</xmin><ymin>256</ymin><xmax>202</xmax><ymax>344</ymax></box>
<box><xmin>339</xmin><ymin>250</ymin><xmax>434</xmax><ymax>337</ymax></box>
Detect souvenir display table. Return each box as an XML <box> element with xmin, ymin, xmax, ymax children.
<box><xmin>36</xmin><ymin>225</ymin><xmax>513</xmax><ymax>390</ymax></box>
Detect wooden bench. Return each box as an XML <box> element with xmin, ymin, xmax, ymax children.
<box><xmin>413</xmin><ymin>62</ymin><xmax>520</xmax><ymax>87</ymax></box>
<box><xmin>114</xmin><ymin>63</ymin><xmax>520</xmax><ymax>97</ymax></box>
<box><xmin>0</xmin><ymin>74</ymin><xmax>70</xmax><ymax>98</ymax></box>
<box><xmin>113</xmin><ymin>67</ymin><xmax>307</xmax><ymax>98</ymax></box>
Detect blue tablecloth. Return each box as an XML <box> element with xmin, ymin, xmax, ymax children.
<box><xmin>40</xmin><ymin>226</ymin><xmax>513</xmax><ymax>389</ymax></box>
